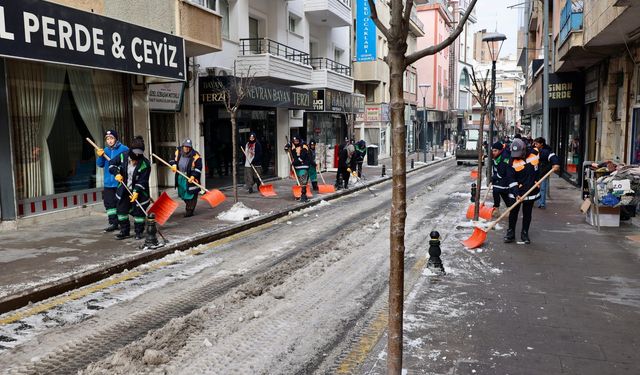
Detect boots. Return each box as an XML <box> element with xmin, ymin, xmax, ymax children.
<box><xmin>312</xmin><ymin>181</ymin><xmax>319</xmax><ymax>192</ymax></box>
<box><xmin>300</xmin><ymin>186</ymin><xmax>309</xmax><ymax>203</ymax></box>
<box><xmin>134</xmin><ymin>222</ymin><xmax>145</xmax><ymax>240</ymax></box>
<box><xmin>104</xmin><ymin>215</ymin><xmax>118</xmax><ymax>232</ymax></box>
<box><xmin>521</xmin><ymin>230</ymin><xmax>531</xmax><ymax>244</ymax></box>
<box><xmin>116</xmin><ymin>220</ymin><xmax>131</xmax><ymax>240</ymax></box>
<box><xmin>503</xmin><ymin>228</ymin><xmax>515</xmax><ymax>243</ymax></box>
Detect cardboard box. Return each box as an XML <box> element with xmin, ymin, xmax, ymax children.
<box><xmin>586</xmin><ymin>206</ymin><xmax>620</xmax><ymax>227</ymax></box>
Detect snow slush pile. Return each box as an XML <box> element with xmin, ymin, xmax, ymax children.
<box><xmin>216</xmin><ymin>202</ymin><xmax>260</xmax><ymax>222</ymax></box>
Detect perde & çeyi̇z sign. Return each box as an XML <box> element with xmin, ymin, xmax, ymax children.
<box><xmin>0</xmin><ymin>0</ymin><xmax>186</xmax><ymax>81</ymax></box>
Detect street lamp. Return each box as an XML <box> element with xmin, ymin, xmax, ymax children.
<box><xmin>418</xmin><ymin>83</ymin><xmax>431</xmax><ymax>162</ymax></box>
<box><xmin>482</xmin><ymin>31</ymin><xmax>506</xmax><ymax>182</ymax></box>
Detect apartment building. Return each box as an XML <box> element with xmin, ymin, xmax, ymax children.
<box><xmin>196</xmin><ymin>0</ymin><xmax>357</xmax><ymax>180</ymax></box>
<box><xmin>415</xmin><ymin>1</ymin><xmax>453</xmax><ymax>150</ymax></box>
<box><xmin>0</xmin><ymin>0</ymin><xmax>221</xmax><ymax>226</ymax></box>
<box><xmin>519</xmin><ymin>0</ymin><xmax>640</xmax><ymax>186</ymax></box>
<box><xmin>352</xmin><ymin>0</ymin><xmax>424</xmax><ymax>158</ymax></box>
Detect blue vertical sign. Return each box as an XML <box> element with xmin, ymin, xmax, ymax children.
<box><xmin>356</xmin><ymin>0</ymin><xmax>376</xmax><ymax>62</ymax></box>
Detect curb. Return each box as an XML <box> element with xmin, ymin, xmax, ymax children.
<box><xmin>0</xmin><ymin>157</ymin><xmax>453</xmax><ymax>315</ymax></box>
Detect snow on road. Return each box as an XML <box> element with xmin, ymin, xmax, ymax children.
<box><xmin>0</xmin><ymin>162</ymin><xmax>504</xmax><ymax>374</ymax></box>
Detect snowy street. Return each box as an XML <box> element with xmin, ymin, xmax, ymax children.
<box><xmin>1</xmin><ymin>160</ymin><xmax>476</xmax><ymax>374</ymax></box>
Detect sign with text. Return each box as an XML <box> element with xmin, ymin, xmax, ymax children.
<box><xmin>355</xmin><ymin>0</ymin><xmax>376</xmax><ymax>62</ymax></box>
<box><xmin>199</xmin><ymin>77</ymin><xmax>313</xmax><ymax>110</ymax></box>
<box><xmin>549</xmin><ymin>73</ymin><xmax>583</xmax><ymax>108</ymax></box>
<box><xmin>0</xmin><ymin>0</ymin><xmax>186</xmax><ymax>80</ymax></box>
<box><xmin>148</xmin><ymin>82</ymin><xmax>185</xmax><ymax>112</ymax></box>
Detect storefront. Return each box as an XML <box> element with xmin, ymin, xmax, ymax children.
<box><xmin>548</xmin><ymin>73</ymin><xmax>584</xmax><ymax>186</ymax></box>
<box><xmin>199</xmin><ymin>76</ymin><xmax>313</xmax><ymax>186</ymax></box>
<box><xmin>0</xmin><ymin>0</ymin><xmax>185</xmax><ymax>221</ymax></box>
<box><xmin>358</xmin><ymin>104</ymin><xmax>391</xmax><ymax>159</ymax></box>
<box><xmin>305</xmin><ymin>89</ymin><xmax>350</xmax><ymax>169</ymax></box>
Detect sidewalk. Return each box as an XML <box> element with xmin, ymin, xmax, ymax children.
<box><xmin>0</xmin><ymin>154</ymin><xmax>448</xmax><ymax>313</ymax></box>
<box><xmin>365</xmin><ymin>174</ymin><xmax>640</xmax><ymax>374</ymax></box>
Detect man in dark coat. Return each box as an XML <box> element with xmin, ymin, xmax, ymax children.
<box><xmin>532</xmin><ymin>137</ymin><xmax>560</xmax><ymax>209</ymax></box>
<box><xmin>109</xmin><ymin>136</ymin><xmax>151</xmax><ymax>240</ymax></box>
<box><xmin>491</xmin><ymin>141</ymin><xmax>512</xmax><ymax>213</ymax></box>
<box><xmin>287</xmin><ymin>136</ymin><xmax>311</xmax><ymax>202</ymax></box>
<box><xmin>336</xmin><ymin>143</ymin><xmax>357</xmax><ymax>190</ymax></box>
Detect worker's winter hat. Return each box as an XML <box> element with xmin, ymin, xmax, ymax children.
<box><xmin>510</xmin><ymin>138</ymin><xmax>526</xmax><ymax>158</ymax></box>
<box><xmin>130</xmin><ymin>136</ymin><xmax>145</xmax><ymax>156</ymax></box>
<box><xmin>309</xmin><ymin>140</ymin><xmax>316</xmax><ymax>146</ymax></box>
<box><xmin>492</xmin><ymin>142</ymin><xmax>503</xmax><ymax>151</ymax></box>
<box><xmin>104</xmin><ymin>129</ymin><xmax>118</xmax><ymax>140</ymax></box>
<box><xmin>182</xmin><ymin>138</ymin><xmax>193</xmax><ymax>148</ymax></box>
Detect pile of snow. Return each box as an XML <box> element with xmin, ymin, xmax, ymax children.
<box><xmin>216</xmin><ymin>202</ymin><xmax>260</xmax><ymax>222</ymax></box>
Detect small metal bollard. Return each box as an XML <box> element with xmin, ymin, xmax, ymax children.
<box><xmin>143</xmin><ymin>213</ymin><xmax>160</xmax><ymax>249</ymax></box>
<box><xmin>427</xmin><ymin>231</ymin><xmax>445</xmax><ymax>275</ymax></box>
<box><xmin>381</xmin><ymin>164</ymin><xmax>386</xmax><ymax>177</ymax></box>
<box><xmin>411</xmin><ymin>159</ymin><xmax>414</xmax><ymax>169</ymax></box>
<box><xmin>470</xmin><ymin>183</ymin><xmax>477</xmax><ymax>203</ymax></box>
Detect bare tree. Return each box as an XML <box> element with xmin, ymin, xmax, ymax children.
<box><xmin>366</xmin><ymin>0</ymin><xmax>478</xmax><ymax>372</ymax></box>
<box><xmin>221</xmin><ymin>64</ymin><xmax>254</xmax><ymax>203</ymax></box>
<box><xmin>469</xmin><ymin>67</ymin><xmax>493</xmax><ymax>220</ymax></box>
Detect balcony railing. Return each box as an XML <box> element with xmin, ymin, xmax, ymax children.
<box><xmin>239</xmin><ymin>38</ymin><xmax>310</xmax><ymax>65</ymax></box>
<box><xmin>559</xmin><ymin>0</ymin><xmax>583</xmax><ymax>45</ymax></box>
<box><xmin>309</xmin><ymin>57</ymin><xmax>351</xmax><ymax>76</ymax></box>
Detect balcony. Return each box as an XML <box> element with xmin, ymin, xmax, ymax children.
<box><xmin>237</xmin><ymin>39</ymin><xmax>313</xmax><ymax>85</ymax></box>
<box><xmin>409</xmin><ymin>7</ymin><xmax>425</xmax><ymax>37</ymax></box>
<box><xmin>304</xmin><ymin>0</ymin><xmax>351</xmax><ymax>27</ymax></box>
<box><xmin>179</xmin><ymin>1</ymin><xmax>223</xmax><ymax>56</ymax></box>
<box><xmin>353</xmin><ymin>58</ymin><xmax>388</xmax><ymax>84</ymax></box>
<box><xmin>559</xmin><ymin>1</ymin><xmax>583</xmax><ymax>46</ymax></box>
<box><xmin>302</xmin><ymin>58</ymin><xmax>353</xmax><ymax>92</ymax></box>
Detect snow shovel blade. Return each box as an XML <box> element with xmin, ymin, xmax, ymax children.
<box><xmin>258</xmin><ymin>184</ymin><xmax>277</xmax><ymax>197</ymax></box>
<box><xmin>292</xmin><ymin>185</ymin><xmax>313</xmax><ymax>198</ymax></box>
<box><xmin>461</xmin><ymin>227</ymin><xmax>487</xmax><ymax>249</ymax></box>
<box><xmin>318</xmin><ymin>184</ymin><xmax>335</xmax><ymax>194</ymax></box>
<box><xmin>200</xmin><ymin>189</ymin><xmax>226</xmax><ymax>208</ymax></box>
<box><xmin>470</xmin><ymin>169</ymin><xmax>478</xmax><ymax>179</ymax></box>
<box><xmin>147</xmin><ymin>192</ymin><xmax>179</xmax><ymax>226</ymax></box>
<box><xmin>466</xmin><ymin>203</ymin><xmax>484</xmax><ymax>220</ymax></box>
<box><xmin>480</xmin><ymin>205</ymin><xmax>494</xmax><ymax>220</ymax></box>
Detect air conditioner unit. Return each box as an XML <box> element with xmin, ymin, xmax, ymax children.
<box><xmin>289</xmin><ymin>109</ymin><xmax>304</xmax><ymax>119</ymax></box>
<box><xmin>206</xmin><ymin>66</ymin><xmax>233</xmax><ymax>76</ymax></box>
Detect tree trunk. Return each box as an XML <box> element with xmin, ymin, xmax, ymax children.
<box><xmin>231</xmin><ymin>110</ymin><xmax>238</xmax><ymax>203</ymax></box>
<box><xmin>387</xmin><ymin>50</ymin><xmax>407</xmax><ymax>375</ymax></box>
<box><xmin>474</xmin><ymin>112</ymin><xmax>485</xmax><ymax>220</ymax></box>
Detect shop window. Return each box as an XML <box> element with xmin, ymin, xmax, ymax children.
<box><xmin>7</xmin><ymin>61</ymin><xmax>129</xmax><ymax>200</ymax></box>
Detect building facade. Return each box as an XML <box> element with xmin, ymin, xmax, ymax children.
<box><xmin>519</xmin><ymin>0</ymin><xmax>640</xmax><ymax>186</ymax></box>
<box><xmin>0</xmin><ymin>0</ymin><xmax>222</xmax><ymax>227</ymax></box>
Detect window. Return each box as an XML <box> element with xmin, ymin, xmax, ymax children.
<box><xmin>289</xmin><ymin>13</ymin><xmax>301</xmax><ymax>34</ymax></box>
<box><xmin>334</xmin><ymin>48</ymin><xmax>344</xmax><ymax>63</ymax></box>
<box><xmin>191</xmin><ymin>0</ymin><xmax>215</xmax><ymax>11</ymax></box>
<box><xmin>220</xmin><ymin>0</ymin><xmax>229</xmax><ymax>38</ymax></box>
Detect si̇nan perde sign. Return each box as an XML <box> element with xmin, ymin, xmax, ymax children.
<box><xmin>0</xmin><ymin>0</ymin><xmax>186</xmax><ymax>81</ymax></box>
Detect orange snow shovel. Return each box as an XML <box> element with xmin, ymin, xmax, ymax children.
<box><xmin>465</xmin><ymin>183</ymin><xmax>494</xmax><ymax>220</ymax></box>
<box><xmin>286</xmin><ymin>150</ymin><xmax>312</xmax><ymax>199</ymax></box>
<box><xmin>152</xmin><ymin>153</ymin><xmax>226</xmax><ymax>208</ymax></box>
<box><xmin>317</xmin><ymin>167</ymin><xmax>335</xmax><ymax>194</ymax></box>
<box><xmin>462</xmin><ymin>169</ymin><xmax>555</xmax><ymax>249</ymax></box>
<box><xmin>240</xmin><ymin>146</ymin><xmax>276</xmax><ymax>197</ymax></box>
<box><xmin>86</xmin><ymin>137</ymin><xmax>179</xmax><ymax>223</ymax></box>
<box><xmin>470</xmin><ymin>169</ymin><xmax>479</xmax><ymax>179</ymax></box>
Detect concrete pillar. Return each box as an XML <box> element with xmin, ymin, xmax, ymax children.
<box><xmin>131</xmin><ymin>87</ymin><xmax>158</xmax><ymax>198</ymax></box>
<box><xmin>276</xmin><ymin>107</ymin><xmax>290</xmax><ymax>178</ymax></box>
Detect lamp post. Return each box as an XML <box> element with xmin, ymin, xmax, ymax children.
<box><xmin>482</xmin><ymin>32</ymin><xmax>506</xmax><ymax>183</ymax></box>
<box><xmin>419</xmin><ymin>83</ymin><xmax>431</xmax><ymax>162</ymax></box>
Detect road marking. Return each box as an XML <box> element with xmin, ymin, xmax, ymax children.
<box><xmin>0</xmin><ymin>221</ymin><xmax>275</xmax><ymax>326</ymax></box>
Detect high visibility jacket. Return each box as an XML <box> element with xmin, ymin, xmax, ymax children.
<box><xmin>170</xmin><ymin>149</ymin><xmax>202</xmax><ymax>193</ymax></box>
<box><xmin>492</xmin><ymin>149</ymin><xmax>511</xmax><ymax>191</ymax></box>
<box><xmin>506</xmin><ymin>149</ymin><xmax>540</xmax><ymax>201</ymax></box>
<box><xmin>108</xmin><ymin>152</ymin><xmax>151</xmax><ymax>205</ymax></box>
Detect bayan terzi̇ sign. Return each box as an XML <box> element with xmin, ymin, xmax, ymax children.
<box><xmin>0</xmin><ymin>0</ymin><xmax>186</xmax><ymax>81</ymax></box>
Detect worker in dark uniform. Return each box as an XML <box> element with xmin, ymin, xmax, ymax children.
<box><xmin>336</xmin><ymin>143</ymin><xmax>357</xmax><ymax>190</ymax></box>
<box><xmin>532</xmin><ymin>137</ymin><xmax>560</xmax><ymax>209</ymax></box>
<box><xmin>491</xmin><ymin>141</ymin><xmax>512</xmax><ymax>215</ymax></box>
<box><xmin>169</xmin><ymin>138</ymin><xmax>202</xmax><ymax>217</ymax></box>
<box><xmin>308</xmin><ymin>140</ymin><xmax>319</xmax><ymax>192</ymax></box>
<box><xmin>96</xmin><ymin>129</ymin><xmax>128</xmax><ymax>232</ymax></box>
<box><xmin>286</xmin><ymin>137</ymin><xmax>311</xmax><ymax>202</ymax></box>
<box><xmin>109</xmin><ymin>136</ymin><xmax>151</xmax><ymax>240</ymax></box>
<box><xmin>504</xmin><ymin>138</ymin><xmax>540</xmax><ymax>244</ymax></box>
